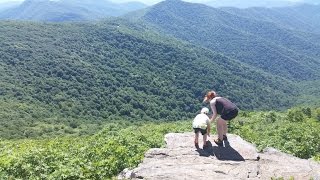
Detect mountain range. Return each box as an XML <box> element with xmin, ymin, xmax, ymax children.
<box><xmin>129</xmin><ymin>0</ymin><xmax>320</xmax><ymax>81</ymax></box>
<box><xmin>204</xmin><ymin>0</ymin><xmax>319</xmax><ymax>8</ymax></box>
<box><xmin>1</xmin><ymin>0</ymin><xmax>320</xmax><ymax>21</ymax></box>
<box><xmin>0</xmin><ymin>0</ymin><xmax>147</xmax><ymax>21</ymax></box>
<box><xmin>0</xmin><ymin>18</ymin><xmax>302</xmax><ymax>137</ymax></box>
<box><xmin>0</xmin><ymin>0</ymin><xmax>320</xmax><ymax>138</ymax></box>
<box><xmin>221</xmin><ymin>4</ymin><xmax>320</xmax><ymax>34</ymax></box>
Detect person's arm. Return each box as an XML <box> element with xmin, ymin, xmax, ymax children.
<box><xmin>207</xmin><ymin>118</ymin><xmax>211</xmax><ymax>137</ymax></box>
<box><xmin>210</xmin><ymin>99</ymin><xmax>217</xmax><ymax>123</ymax></box>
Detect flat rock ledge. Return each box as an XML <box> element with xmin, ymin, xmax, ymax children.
<box><xmin>118</xmin><ymin>133</ymin><xmax>320</xmax><ymax>180</ymax></box>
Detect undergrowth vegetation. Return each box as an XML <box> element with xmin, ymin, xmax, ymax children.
<box><xmin>0</xmin><ymin>107</ymin><xmax>319</xmax><ymax>179</ymax></box>
<box><xmin>0</xmin><ymin>121</ymin><xmax>190</xmax><ymax>179</ymax></box>
<box><xmin>230</xmin><ymin>107</ymin><xmax>320</xmax><ymax>160</ymax></box>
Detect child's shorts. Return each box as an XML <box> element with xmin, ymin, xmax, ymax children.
<box><xmin>193</xmin><ymin>128</ymin><xmax>207</xmax><ymax>135</ymax></box>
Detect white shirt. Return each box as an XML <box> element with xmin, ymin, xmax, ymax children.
<box><xmin>192</xmin><ymin>113</ymin><xmax>210</xmax><ymax>129</ymax></box>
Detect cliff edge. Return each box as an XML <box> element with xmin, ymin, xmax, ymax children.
<box><xmin>118</xmin><ymin>133</ymin><xmax>320</xmax><ymax>179</ymax></box>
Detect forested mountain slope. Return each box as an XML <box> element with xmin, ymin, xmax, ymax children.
<box><xmin>0</xmin><ymin>20</ymin><xmax>296</xmax><ymax>138</ymax></box>
<box><xmin>204</xmin><ymin>0</ymin><xmax>298</xmax><ymax>8</ymax></box>
<box><xmin>221</xmin><ymin>4</ymin><xmax>320</xmax><ymax>34</ymax></box>
<box><xmin>0</xmin><ymin>0</ymin><xmax>147</xmax><ymax>21</ymax></box>
<box><xmin>131</xmin><ymin>0</ymin><xmax>320</xmax><ymax>80</ymax></box>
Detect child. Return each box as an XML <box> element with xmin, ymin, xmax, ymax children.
<box><xmin>192</xmin><ymin>107</ymin><xmax>211</xmax><ymax>149</ymax></box>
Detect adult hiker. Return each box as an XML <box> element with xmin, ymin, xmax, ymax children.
<box><xmin>203</xmin><ymin>90</ymin><xmax>238</xmax><ymax>146</ymax></box>
<box><xmin>192</xmin><ymin>107</ymin><xmax>211</xmax><ymax>149</ymax></box>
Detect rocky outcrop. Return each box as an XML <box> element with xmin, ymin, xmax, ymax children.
<box><xmin>118</xmin><ymin>133</ymin><xmax>320</xmax><ymax>180</ymax></box>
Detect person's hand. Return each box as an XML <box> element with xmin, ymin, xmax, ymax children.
<box><xmin>210</xmin><ymin>118</ymin><xmax>215</xmax><ymax>124</ymax></box>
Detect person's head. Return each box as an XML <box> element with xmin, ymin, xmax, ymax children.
<box><xmin>200</xmin><ymin>107</ymin><xmax>209</xmax><ymax>114</ymax></box>
<box><xmin>203</xmin><ymin>90</ymin><xmax>217</xmax><ymax>103</ymax></box>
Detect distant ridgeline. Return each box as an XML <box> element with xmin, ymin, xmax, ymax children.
<box><xmin>0</xmin><ymin>0</ymin><xmax>147</xmax><ymax>21</ymax></box>
<box><xmin>0</xmin><ymin>0</ymin><xmax>320</xmax><ymax>139</ymax></box>
<box><xmin>130</xmin><ymin>0</ymin><xmax>320</xmax><ymax>81</ymax></box>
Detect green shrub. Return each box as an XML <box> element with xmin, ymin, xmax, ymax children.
<box><xmin>0</xmin><ymin>121</ymin><xmax>191</xmax><ymax>179</ymax></box>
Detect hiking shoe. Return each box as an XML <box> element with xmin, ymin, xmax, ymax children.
<box><xmin>195</xmin><ymin>142</ymin><xmax>199</xmax><ymax>149</ymax></box>
<box><xmin>223</xmin><ymin>135</ymin><xmax>228</xmax><ymax>141</ymax></box>
<box><xmin>214</xmin><ymin>138</ymin><xmax>223</xmax><ymax>147</ymax></box>
<box><xmin>203</xmin><ymin>143</ymin><xmax>208</xmax><ymax>149</ymax></box>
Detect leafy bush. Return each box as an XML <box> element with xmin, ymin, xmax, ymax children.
<box><xmin>0</xmin><ymin>121</ymin><xmax>191</xmax><ymax>179</ymax></box>
<box><xmin>230</xmin><ymin>107</ymin><xmax>320</xmax><ymax>159</ymax></box>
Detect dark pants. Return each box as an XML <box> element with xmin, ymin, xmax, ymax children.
<box><xmin>193</xmin><ymin>128</ymin><xmax>207</xmax><ymax>135</ymax></box>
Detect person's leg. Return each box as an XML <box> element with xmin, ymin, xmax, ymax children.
<box><xmin>194</xmin><ymin>130</ymin><xmax>200</xmax><ymax>148</ymax></box>
<box><xmin>203</xmin><ymin>133</ymin><xmax>207</xmax><ymax>145</ymax></box>
<box><xmin>195</xmin><ymin>131</ymin><xmax>199</xmax><ymax>144</ymax></box>
<box><xmin>214</xmin><ymin>118</ymin><xmax>224</xmax><ymax>146</ymax></box>
<box><xmin>221</xmin><ymin>119</ymin><xmax>228</xmax><ymax>141</ymax></box>
<box><xmin>223</xmin><ymin>120</ymin><xmax>228</xmax><ymax>136</ymax></box>
<box><xmin>221</xmin><ymin>109</ymin><xmax>238</xmax><ymax>140</ymax></box>
<box><xmin>216</xmin><ymin>117</ymin><xmax>225</xmax><ymax>141</ymax></box>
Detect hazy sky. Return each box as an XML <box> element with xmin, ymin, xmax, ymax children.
<box><xmin>0</xmin><ymin>0</ymin><xmax>304</xmax><ymax>5</ymax></box>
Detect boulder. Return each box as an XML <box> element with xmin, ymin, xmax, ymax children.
<box><xmin>118</xmin><ymin>133</ymin><xmax>320</xmax><ymax>180</ymax></box>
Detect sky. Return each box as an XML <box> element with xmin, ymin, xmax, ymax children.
<box><xmin>0</xmin><ymin>0</ymin><xmax>305</xmax><ymax>5</ymax></box>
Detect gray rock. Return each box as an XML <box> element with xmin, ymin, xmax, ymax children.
<box><xmin>117</xmin><ymin>168</ymin><xmax>136</xmax><ymax>179</ymax></box>
<box><xmin>259</xmin><ymin>147</ymin><xmax>320</xmax><ymax>179</ymax></box>
<box><xmin>118</xmin><ymin>133</ymin><xmax>320</xmax><ymax>180</ymax></box>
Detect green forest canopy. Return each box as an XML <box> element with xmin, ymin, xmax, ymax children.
<box><xmin>0</xmin><ymin>19</ymin><xmax>308</xmax><ymax>138</ymax></box>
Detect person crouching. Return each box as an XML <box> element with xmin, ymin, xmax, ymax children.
<box><xmin>193</xmin><ymin>107</ymin><xmax>211</xmax><ymax>149</ymax></box>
